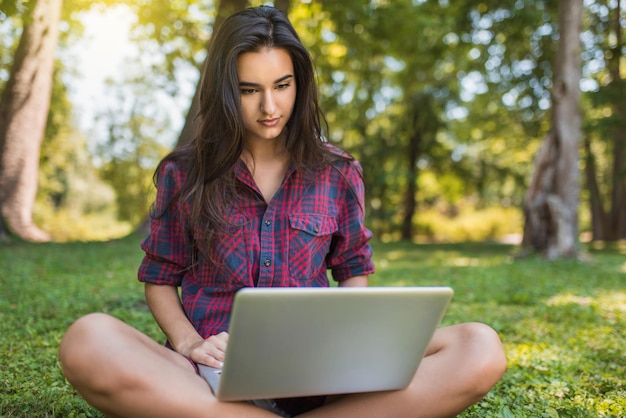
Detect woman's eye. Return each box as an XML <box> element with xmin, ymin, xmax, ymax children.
<box><xmin>276</xmin><ymin>82</ymin><xmax>291</xmax><ymax>90</ymax></box>
<box><xmin>241</xmin><ymin>88</ymin><xmax>257</xmax><ymax>95</ymax></box>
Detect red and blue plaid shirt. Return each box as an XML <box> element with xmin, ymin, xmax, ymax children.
<box><xmin>138</xmin><ymin>148</ymin><xmax>375</xmax><ymax>340</ymax></box>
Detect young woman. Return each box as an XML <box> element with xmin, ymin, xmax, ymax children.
<box><xmin>59</xmin><ymin>6</ymin><xmax>506</xmax><ymax>417</ymax></box>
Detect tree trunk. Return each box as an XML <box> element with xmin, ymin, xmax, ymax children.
<box><xmin>399</xmin><ymin>94</ymin><xmax>439</xmax><ymax>241</ymax></box>
<box><xmin>0</xmin><ymin>0</ymin><xmax>63</xmax><ymax>242</ymax></box>
<box><xmin>521</xmin><ymin>0</ymin><xmax>583</xmax><ymax>259</ymax></box>
<box><xmin>273</xmin><ymin>0</ymin><xmax>291</xmax><ymax>13</ymax></box>
<box><xmin>401</xmin><ymin>130</ymin><xmax>420</xmax><ymax>241</ymax></box>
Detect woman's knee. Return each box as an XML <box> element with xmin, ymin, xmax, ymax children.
<box><xmin>458</xmin><ymin>322</ymin><xmax>507</xmax><ymax>395</ymax></box>
<box><xmin>60</xmin><ymin>313</ymin><xmax>120</xmax><ymax>350</ymax></box>
<box><xmin>58</xmin><ymin>313</ymin><xmax>124</xmax><ymax>380</ymax></box>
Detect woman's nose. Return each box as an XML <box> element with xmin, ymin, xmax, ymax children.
<box><xmin>261</xmin><ymin>91</ymin><xmax>277</xmax><ymax>115</ymax></box>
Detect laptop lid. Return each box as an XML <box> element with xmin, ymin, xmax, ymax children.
<box><xmin>207</xmin><ymin>286</ymin><xmax>453</xmax><ymax>401</ymax></box>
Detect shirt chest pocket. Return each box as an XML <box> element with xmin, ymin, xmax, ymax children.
<box><xmin>206</xmin><ymin>213</ymin><xmax>252</xmax><ymax>288</ymax></box>
<box><xmin>287</xmin><ymin>213</ymin><xmax>338</xmax><ymax>281</ymax></box>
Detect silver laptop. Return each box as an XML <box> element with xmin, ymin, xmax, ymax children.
<box><xmin>198</xmin><ymin>286</ymin><xmax>453</xmax><ymax>401</ymax></box>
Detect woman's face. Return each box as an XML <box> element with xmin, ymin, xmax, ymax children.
<box><xmin>237</xmin><ymin>47</ymin><xmax>297</xmax><ymax>145</ymax></box>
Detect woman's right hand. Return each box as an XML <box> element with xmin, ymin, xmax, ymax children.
<box><xmin>184</xmin><ymin>332</ymin><xmax>229</xmax><ymax>368</ymax></box>
<box><xmin>144</xmin><ymin>284</ymin><xmax>229</xmax><ymax>368</ymax></box>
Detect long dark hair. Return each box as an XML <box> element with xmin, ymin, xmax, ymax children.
<box><xmin>154</xmin><ymin>6</ymin><xmax>349</xmax><ymax>259</ymax></box>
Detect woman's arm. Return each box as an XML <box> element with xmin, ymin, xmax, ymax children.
<box><xmin>338</xmin><ymin>275</ymin><xmax>369</xmax><ymax>287</ymax></box>
<box><xmin>145</xmin><ymin>283</ymin><xmax>228</xmax><ymax>368</ymax></box>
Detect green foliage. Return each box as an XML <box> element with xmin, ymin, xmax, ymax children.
<box><xmin>2</xmin><ymin>0</ymin><xmax>625</xmax><ymax>243</ymax></box>
<box><xmin>1</xmin><ymin>238</ymin><xmax>624</xmax><ymax>417</ymax></box>
<box><xmin>94</xmin><ymin>75</ymin><xmax>173</xmax><ymax>227</ymax></box>
<box><xmin>34</xmin><ymin>203</ymin><xmax>132</xmax><ymax>242</ymax></box>
<box><xmin>415</xmin><ymin>204</ymin><xmax>522</xmax><ymax>243</ymax></box>
<box><xmin>34</xmin><ymin>61</ymin><xmax>128</xmax><ymax>241</ymax></box>
<box><xmin>0</xmin><ymin>12</ymin><xmax>20</xmax><ymax>84</ymax></box>
<box><xmin>128</xmin><ymin>0</ymin><xmax>211</xmax><ymax>74</ymax></box>
<box><xmin>0</xmin><ymin>0</ymin><xmax>30</xmax><ymax>17</ymax></box>
<box><xmin>63</xmin><ymin>2</ymin><xmax>203</xmax><ymax>229</ymax></box>
<box><xmin>289</xmin><ymin>1</ymin><xmax>558</xmax><ymax>236</ymax></box>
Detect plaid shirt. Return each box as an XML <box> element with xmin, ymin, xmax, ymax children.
<box><xmin>138</xmin><ymin>149</ymin><xmax>375</xmax><ymax>340</ymax></box>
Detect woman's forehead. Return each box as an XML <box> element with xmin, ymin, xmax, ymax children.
<box><xmin>236</xmin><ymin>48</ymin><xmax>294</xmax><ymax>84</ymax></box>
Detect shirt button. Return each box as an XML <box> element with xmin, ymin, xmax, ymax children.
<box><xmin>264</xmin><ymin>259</ymin><xmax>271</xmax><ymax>267</ymax></box>
<box><xmin>265</xmin><ymin>219</ymin><xmax>271</xmax><ymax>226</ymax></box>
<box><xmin>314</xmin><ymin>225</ymin><xmax>319</xmax><ymax>233</ymax></box>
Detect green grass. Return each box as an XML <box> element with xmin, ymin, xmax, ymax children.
<box><xmin>1</xmin><ymin>236</ymin><xmax>624</xmax><ymax>417</ymax></box>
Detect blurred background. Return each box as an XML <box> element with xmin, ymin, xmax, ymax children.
<box><xmin>0</xmin><ymin>0</ymin><xmax>624</xmax><ymax>250</ymax></box>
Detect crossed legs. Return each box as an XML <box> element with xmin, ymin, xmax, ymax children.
<box><xmin>301</xmin><ymin>322</ymin><xmax>507</xmax><ymax>418</ymax></box>
<box><xmin>58</xmin><ymin>313</ymin><xmax>276</xmax><ymax>418</ymax></box>
<box><xmin>59</xmin><ymin>314</ymin><xmax>506</xmax><ymax>418</ymax></box>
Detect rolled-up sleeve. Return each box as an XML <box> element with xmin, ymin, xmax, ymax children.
<box><xmin>138</xmin><ymin>161</ymin><xmax>190</xmax><ymax>286</ymax></box>
<box><xmin>327</xmin><ymin>159</ymin><xmax>375</xmax><ymax>281</ymax></box>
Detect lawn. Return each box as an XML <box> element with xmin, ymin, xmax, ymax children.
<box><xmin>1</xmin><ymin>235</ymin><xmax>624</xmax><ymax>417</ymax></box>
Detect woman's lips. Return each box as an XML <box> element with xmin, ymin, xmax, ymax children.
<box><xmin>260</xmin><ymin>118</ymin><xmax>280</xmax><ymax>127</ymax></box>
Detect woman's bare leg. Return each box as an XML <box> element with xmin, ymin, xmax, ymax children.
<box><xmin>58</xmin><ymin>313</ymin><xmax>278</xmax><ymax>418</ymax></box>
<box><xmin>301</xmin><ymin>322</ymin><xmax>507</xmax><ymax>418</ymax></box>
